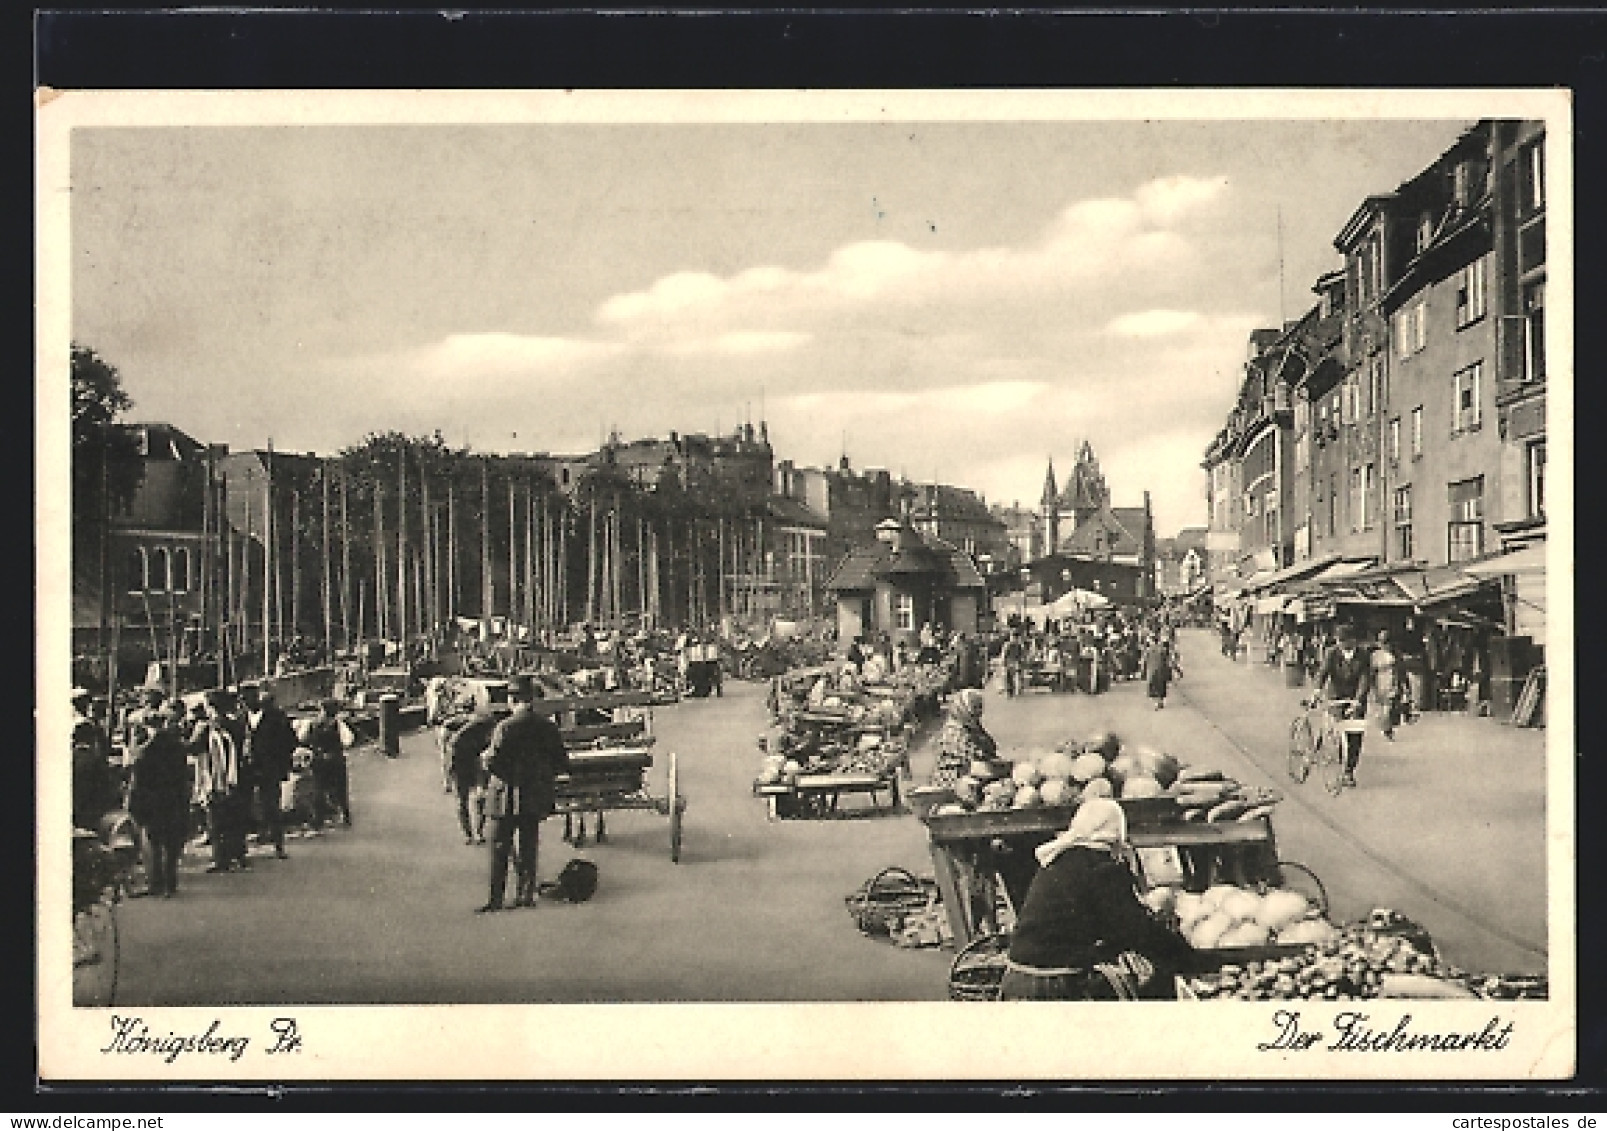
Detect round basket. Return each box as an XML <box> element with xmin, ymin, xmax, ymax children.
<box><xmin>845</xmin><ymin>867</ymin><xmax>937</xmax><ymax>936</ymax></box>
<box><xmin>948</xmin><ymin>932</ymin><xmax>1011</xmax><ymax>1002</ymax></box>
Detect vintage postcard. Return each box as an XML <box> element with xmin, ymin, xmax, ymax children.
<box><xmin>36</xmin><ymin>88</ymin><xmax>1574</xmax><ymax>1082</ymax></box>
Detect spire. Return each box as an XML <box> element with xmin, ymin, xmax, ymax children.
<box><xmin>1040</xmin><ymin>457</ymin><xmax>1059</xmax><ymax>508</ymax></box>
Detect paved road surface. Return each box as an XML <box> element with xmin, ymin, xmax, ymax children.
<box><xmin>111</xmin><ymin>631</ymin><xmax>1546</xmax><ymax>1004</ymax></box>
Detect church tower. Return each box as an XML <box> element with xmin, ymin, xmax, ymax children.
<box><xmin>1039</xmin><ymin>457</ymin><xmax>1060</xmax><ymax>558</ymax></box>
<box><xmin>1064</xmin><ymin>440</ymin><xmax>1110</xmax><ymax>531</ymax></box>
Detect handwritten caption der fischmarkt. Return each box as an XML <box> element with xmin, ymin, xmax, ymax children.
<box><xmin>1260</xmin><ymin>1009</ymin><xmax>1518</xmax><ymax>1052</ymax></box>
<box><xmin>99</xmin><ymin>1016</ymin><xmax>302</xmax><ymax>1064</ymax></box>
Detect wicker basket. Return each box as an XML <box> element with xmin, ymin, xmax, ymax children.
<box><xmin>845</xmin><ymin>867</ymin><xmax>938</xmax><ymax>937</ymax></box>
<box><xmin>948</xmin><ymin>932</ymin><xmax>1011</xmax><ymax>1001</ymax></box>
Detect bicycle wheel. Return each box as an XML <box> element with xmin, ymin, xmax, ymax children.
<box><xmin>1318</xmin><ymin>716</ymin><xmax>1347</xmax><ymax>797</ymax></box>
<box><xmin>72</xmin><ymin>901</ymin><xmax>118</xmax><ymax>1008</ymax></box>
<box><xmin>1287</xmin><ymin>715</ymin><xmax>1313</xmax><ymax>784</ymax></box>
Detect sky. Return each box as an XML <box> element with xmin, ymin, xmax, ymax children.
<box><xmin>70</xmin><ymin>116</ymin><xmax>1476</xmax><ymax>537</ymax></box>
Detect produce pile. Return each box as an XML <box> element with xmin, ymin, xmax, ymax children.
<box><xmin>1182</xmin><ymin>914</ymin><xmax>1548</xmax><ymax>1001</ymax></box>
<box><xmin>926</xmin><ymin>731</ymin><xmax>1282</xmax><ymax>820</ymax></box>
<box><xmin>1150</xmin><ymin>883</ymin><xmax>1338</xmax><ymax>951</ymax></box>
<box><xmin>756</xmin><ymin>726</ymin><xmax>908</xmax><ymax>785</ymax></box>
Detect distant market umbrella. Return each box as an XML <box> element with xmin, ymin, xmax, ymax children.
<box><xmin>1048</xmin><ymin>588</ymin><xmax>1109</xmax><ymax>617</ymax></box>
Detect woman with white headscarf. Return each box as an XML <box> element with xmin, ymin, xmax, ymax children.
<box><xmin>1000</xmin><ymin>798</ymin><xmax>1195</xmax><ymax>1000</ymax></box>
<box><xmin>930</xmin><ymin>687</ymin><xmax>996</xmax><ymax>788</ymax></box>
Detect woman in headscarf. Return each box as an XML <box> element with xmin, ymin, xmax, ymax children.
<box><xmin>930</xmin><ymin>687</ymin><xmax>996</xmax><ymax>788</ymax></box>
<box><xmin>1000</xmin><ymin>798</ymin><xmax>1195</xmax><ymax>1000</ymax></box>
<box><xmin>1142</xmin><ymin>631</ymin><xmax>1180</xmax><ymax>710</ymax></box>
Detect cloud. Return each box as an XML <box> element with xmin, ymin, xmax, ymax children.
<box><xmin>1106</xmin><ymin>309</ymin><xmax>1203</xmax><ymax>337</ymax></box>
<box><xmin>1136</xmin><ymin>175</ymin><xmax>1231</xmax><ymax>225</ymax></box>
<box><xmin>411</xmin><ymin>332</ymin><xmax>624</xmax><ymax>378</ymax></box>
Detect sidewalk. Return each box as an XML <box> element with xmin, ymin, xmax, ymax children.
<box><xmin>1171</xmin><ymin>628</ymin><xmax>1550</xmax><ymax>977</ymax></box>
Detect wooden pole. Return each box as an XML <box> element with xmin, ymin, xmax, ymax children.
<box><xmin>322</xmin><ymin>460</ymin><xmax>333</xmax><ymax>657</ymax></box>
<box><xmin>339</xmin><ymin>462</ymin><xmax>352</xmax><ymax>652</ymax></box>
<box><xmin>263</xmin><ymin>446</ymin><xmax>274</xmax><ymax>677</ymax></box>
<box><xmin>447</xmin><ymin>476</ymin><xmax>458</xmax><ymax>626</ymax></box>
<box><xmin>480</xmin><ymin>459</ymin><xmax>492</xmax><ymax>628</ymax></box>
<box><xmin>586</xmin><ymin>492</ymin><xmax>598</xmax><ymax>624</ymax></box>
<box><xmin>524</xmin><ymin>481</ymin><xmax>535</xmax><ymax>634</ymax></box>
<box><xmin>397</xmin><ymin>448</ymin><xmax>408</xmax><ymax>648</ymax></box>
<box><xmin>557</xmin><ymin>506</ymin><xmax>568</xmax><ymax>629</ymax></box>
<box><xmin>291</xmin><ymin>483</ymin><xmax>302</xmax><ymax>648</ymax></box>
<box><xmin>374</xmin><ymin>479</ymin><xmax>387</xmax><ymax>642</ymax></box>
<box><xmin>507</xmin><ymin>471</ymin><xmax>518</xmax><ymax>633</ymax></box>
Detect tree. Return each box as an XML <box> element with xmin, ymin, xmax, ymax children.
<box><xmin>71</xmin><ymin>344</ymin><xmax>144</xmax><ymax>524</ymax></box>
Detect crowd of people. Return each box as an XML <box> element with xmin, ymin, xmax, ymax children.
<box><xmin>993</xmin><ymin>610</ymin><xmax>1183</xmax><ymax>708</ymax></box>
<box><xmin>70</xmin><ymin>680</ymin><xmax>356</xmax><ymax>900</ymax></box>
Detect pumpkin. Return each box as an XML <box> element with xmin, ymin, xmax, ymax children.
<box><xmin>1201</xmin><ymin>884</ymin><xmax>1241</xmax><ymax>912</ymax></box>
<box><xmin>1012</xmin><ymin>761</ymin><xmax>1043</xmax><ymax>787</ymax></box>
<box><xmin>1219</xmin><ymin>921</ymin><xmax>1271</xmax><ymax>949</ymax></box>
<box><xmin>1012</xmin><ymin>785</ymin><xmax>1042</xmax><ymax>809</ymax></box>
<box><xmin>1174</xmin><ymin>891</ymin><xmax>1206</xmax><ymax>929</ymax></box>
<box><xmin>1221</xmin><ymin>888</ymin><xmax>1264</xmax><ymax>924</ymax></box>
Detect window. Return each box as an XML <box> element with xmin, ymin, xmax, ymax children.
<box><xmin>1416</xmin><ymin>212</ymin><xmax>1435</xmax><ymax>253</ymax></box>
<box><xmin>151</xmin><ymin>546</ymin><xmax>171</xmax><ymax>593</ymax></box>
<box><xmin>1388</xmin><ymin>417</ymin><xmax>1402</xmax><ymax>464</ymax></box>
<box><xmin>1394</xmin><ymin>486</ymin><xmax>1414</xmax><ymax>560</ymax></box>
<box><xmin>1447</xmin><ymin>477</ymin><xmax>1485</xmax><ymax>563</ymax></box>
<box><xmin>1411</xmin><ymin>406</ymin><xmax>1424</xmax><ymax>458</ymax></box>
<box><xmin>127</xmin><ymin>546</ymin><xmax>149</xmax><ymax>593</ymax></box>
<box><xmin>1341</xmin><ymin>380</ymin><xmax>1355</xmax><ymax>426</ymax></box>
<box><xmin>1519</xmin><ymin>140</ymin><xmax>1545</xmax><ymax>215</ymax></box>
<box><xmin>172</xmin><ymin>547</ymin><xmax>190</xmax><ymax>593</ymax></box>
<box><xmin>1328</xmin><ymin>474</ymin><xmax>1339</xmax><ymax>536</ymax></box>
<box><xmin>1393</xmin><ymin>300</ymin><xmax>1428</xmax><ymax>359</ymax></box>
<box><xmin>1349</xmin><ymin>468</ymin><xmax>1363</xmax><ymax>533</ymax></box>
<box><xmin>1523</xmin><ymin>281</ymin><xmax>1546</xmax><ymax>383</ymax></box>
<box><xmin>1367</xmin><ymin>358</ymin><xmax>1384</xmax><ymax>417</ymax></box>
<box><xmin>1528</xmin><ymin>441</ymin><xmax>1546</xmax><ymax>519</ymax></box>
<box><xmin>1455</xmin><ymin>256</ymin><xmax>1488</xmax><ymax>327</ymax></box>
<box><xmin>1362</xmin><ymin>464</ymin><xmax>1376</xmax><ymax>529</ymax></box>
<box><xmin>895</xmin><ymin>592</ymin><xmax>914</xmax><ymax>632</ymax></box>
<box><xmin>1452</xmin><ymin>362</ymin><xmax>1484</xmax><ymax>434</ymax></box>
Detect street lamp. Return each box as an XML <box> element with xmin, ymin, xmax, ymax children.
<box><xmin>1020</xmin><ymin>567</ymin><xmax>1032</xmax><ymax>621</ymax></box>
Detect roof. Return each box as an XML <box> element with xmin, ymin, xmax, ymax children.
<box><xmin>824</xmin><ymin>526</ymin><xmax>985</xmax><ymax>592</ymax></box>
<box><xmin>1461</xmin><ymin>543</ymin><xmax>1547</xmax><ymax>577</ymax></box>
<box><xmin>1058</xmin><ymin>505</ymin><xmax>1148</xmax><ymax>558</ymax></box>
<box><xmin>1242</xmin><ymin>553</ymin><xmax>1345</xmax><ymax>595</ymax></box>
<box><xmin>766</xmin><ymin>495</ymin><xmax>827</xmax><ymax>531</ymax></box>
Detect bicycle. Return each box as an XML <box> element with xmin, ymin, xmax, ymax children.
<box><xmin>1288</xmin><ymin>696</ymin><xmax>1359</xmax><ymax>797</ymax></box>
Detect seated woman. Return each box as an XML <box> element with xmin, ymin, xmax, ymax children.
<box><xmin>930</xmin><ymin>688</ymin><xmax>996</xmax><ymax>788</ymax></box>
<box><xmin>1001</xmin><ymin>798</ymin><xmax>1197</xmax><ymax>1000</ymax></box>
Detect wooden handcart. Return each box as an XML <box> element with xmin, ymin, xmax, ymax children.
<box><xmin>533</xmin><ymin>689</ymin><xmax>686</xmax><ymax>863</ymax></box>
<box><xmin>921</xmin><ymin>799</ymin><xmax>1326</xmax><ymax>950</ymax></box>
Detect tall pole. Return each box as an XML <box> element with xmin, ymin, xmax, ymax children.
<box><xmin>524</xmin><ymin>481</ymin><xmax>536</xmax><ymax>634</ymax></box>
<box><xmin>475</xmin><ymin>462</ymin><xmax>488</xmax><ymax>632</ymax></box>
<box><xmin>447</xmin><ymin>475</ymin><xmax>458</xmax><ymax>626</ymax></box>
<box><xmin>374</xmin><ymin>479</ymin><xmax>387</xmax><ymax>642</ymax></box>
<box><xmin>421</xmin><ymin>464</ymin><xmax>435</xmax><ymax>640</ymax></box>
<box><xmin>291</xmin><ymin>483</ymin><xmax>302</xmax><ymax>649</ymax></box>
<box><xmin>397</xmin><ymin>448</ymin><xmax>408</xmax><ymax>649</ymax></box>
<box><xmin>217</xmin><ymin>465</ymin><xmax>230</xmax><ymax>688</ymax></box>
<box><xmin>339</xmin><ymin>462</ymin><xmax>352</xmax><ymax>651</ymax></box>
<box><xmin>586</xmin><ymin>491</ymin><xmax>598</xmax><ymax>624</ymax></box>
<box><xmin>322</xmin><ymin>459</ymin><xmax>333</xmax><ymax>658</ymax></box>
<box><xmin>507</xmin><ymin>472</ymin><xmax>518</xmax><ymax>635</ymax></box>
<box><xmin>263</xmin><ymin>446</ymin><xmax>274</xmax><ymax>677</ymax></box>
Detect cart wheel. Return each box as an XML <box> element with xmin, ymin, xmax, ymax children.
<box><xmin>667</xmin><ymin>751</ymin><xmax>682</xmax><ymax>863</ymax></box>
<box><xmin>1287</xmin><ymin>715</ymin><xmax>1313</xmax><ymax>784</ymax></box>
<box><xmin>1274</xmin><ymin>860</ymin><xmax>1329</xmax><ymax>916</ymax></box>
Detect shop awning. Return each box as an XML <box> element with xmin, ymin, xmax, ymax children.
<box><xmin>1461</xmin><ymin>543</ymin><xmax>1548</xmax><ymax>578</ymax></box>
<box><xmin>1242</xmin><ymin>553</ymin><xmax>1341</xmax><ymax>595</ymax></box>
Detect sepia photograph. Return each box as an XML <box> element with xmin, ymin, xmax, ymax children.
<box><xmin>36</xmin><ymin>88</ymin><xmax>1573</xmax><ymax>1081</ymax></box>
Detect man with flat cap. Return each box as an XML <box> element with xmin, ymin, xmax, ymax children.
<box><xmin>239</xmin><ymin>681</ymin><xmax>297</xmax><ymax>860</ymax></box>
<box><xmin>477</xmin><ymin>674</ymin><xmax>570</xmax><ymax>912</ymax></box>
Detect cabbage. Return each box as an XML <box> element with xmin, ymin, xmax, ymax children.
<box><xmin>1190</xmin><ymin>911</ymin><xmax>1236</xmax><ymax>949</ymax></box>
<box><xmin>1036</xmin><ymin>752</ymin><xmax>1077</xmax><ymax>781</ymax></box>
<box><xmin>1105</xmin><ymin>754</ymin><xmax>1139</xmax><ymax>787</ymax></box>
<box><xmin>1071</xmin><ymin>753</ymin><xmax>1108</xmax><ymax>783</ymax></box>
<box><xmin>1080</xmin><ymin>778</ymin><xmax>1114</xmax><ymax>800</ymax></box>
<box><xmin>1174</xmin><ymin>891</ymin><xmax>1206</xmax><ymax>929</ymax></box>
<box><xmin>1012</xmin><ymin>762</ymin><xmax>1043</xmax><ymax>787</ymax></box>
<box><xmin>954</xmin><ymin>777</ymin><xmax>982</xmax><ymax>806</ymax></box>
<box><xmin>1254</xmin><ymin>889</ymin><xmax>1311</xmax><ymax>932</ymax></box>
<box><xmin>1085</xmin><ymin>732</ymin><xmax>1121</xmax><ymax>760</ymax></box>
<box><xmin>1038</xmin><ymin>778</ymin><xmax>1075</xmax><ymax>807</ymax></box>
<box><xmin>1133</xmin><ymin>750</ymin><xmax>1182</xmax><ymax>790</ymax></box>
<box><xmin>1121</xmin><ymin>774</ymin><xmax>1163</xmax><ymax>800</ymax></box>
<box><xmin>757</xmin><ymin>765</ymin><xmax>782</xmax><ymax>785</ymax></box>
<box><xmin>1221</xmin><ymin>889</ymin><xmax>1263</xmax><ymax>923</ymax></box>
<box><xmin>782</xmin><ymin>759</ymin><xmax>804</xmax><ymax>778</ymax></box>
<box><xmin>1012</xmin><ymin>785</ymin><xmax>1042</xmax><ymax>809</ymax></box>
<box><xmin>1202</xmin><ymin>884</ymin><xmax>1241</xmax><ymax>912</ymax></box>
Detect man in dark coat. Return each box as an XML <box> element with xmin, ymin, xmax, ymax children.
<box><xmin>197</xmin><ymin>689</ymin><xmax>250</xmax><ymax>872</ymax></box>
<box><xmin>1317</xmin><ymin>623</ymin><xmax>1373</xmax><ymax>786</ymax></box>
<box><xmin>302</xmin><ymin>699</ymin><xmax>353</xmax><ymax>829</ymax></box>
<box><xmin>239</xmin><ymin>682</ymin><xmax>298</xmax><ymax>860</ymax></box>
<box><xmin>477</xmin><ymin>675</ymin><xmax>571</xmax><ymax>912</ymax></box>
<box><xmin>126</xmin><ymin>703</ymin><xmax>192</xmax><ymax>898</ymax></box>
